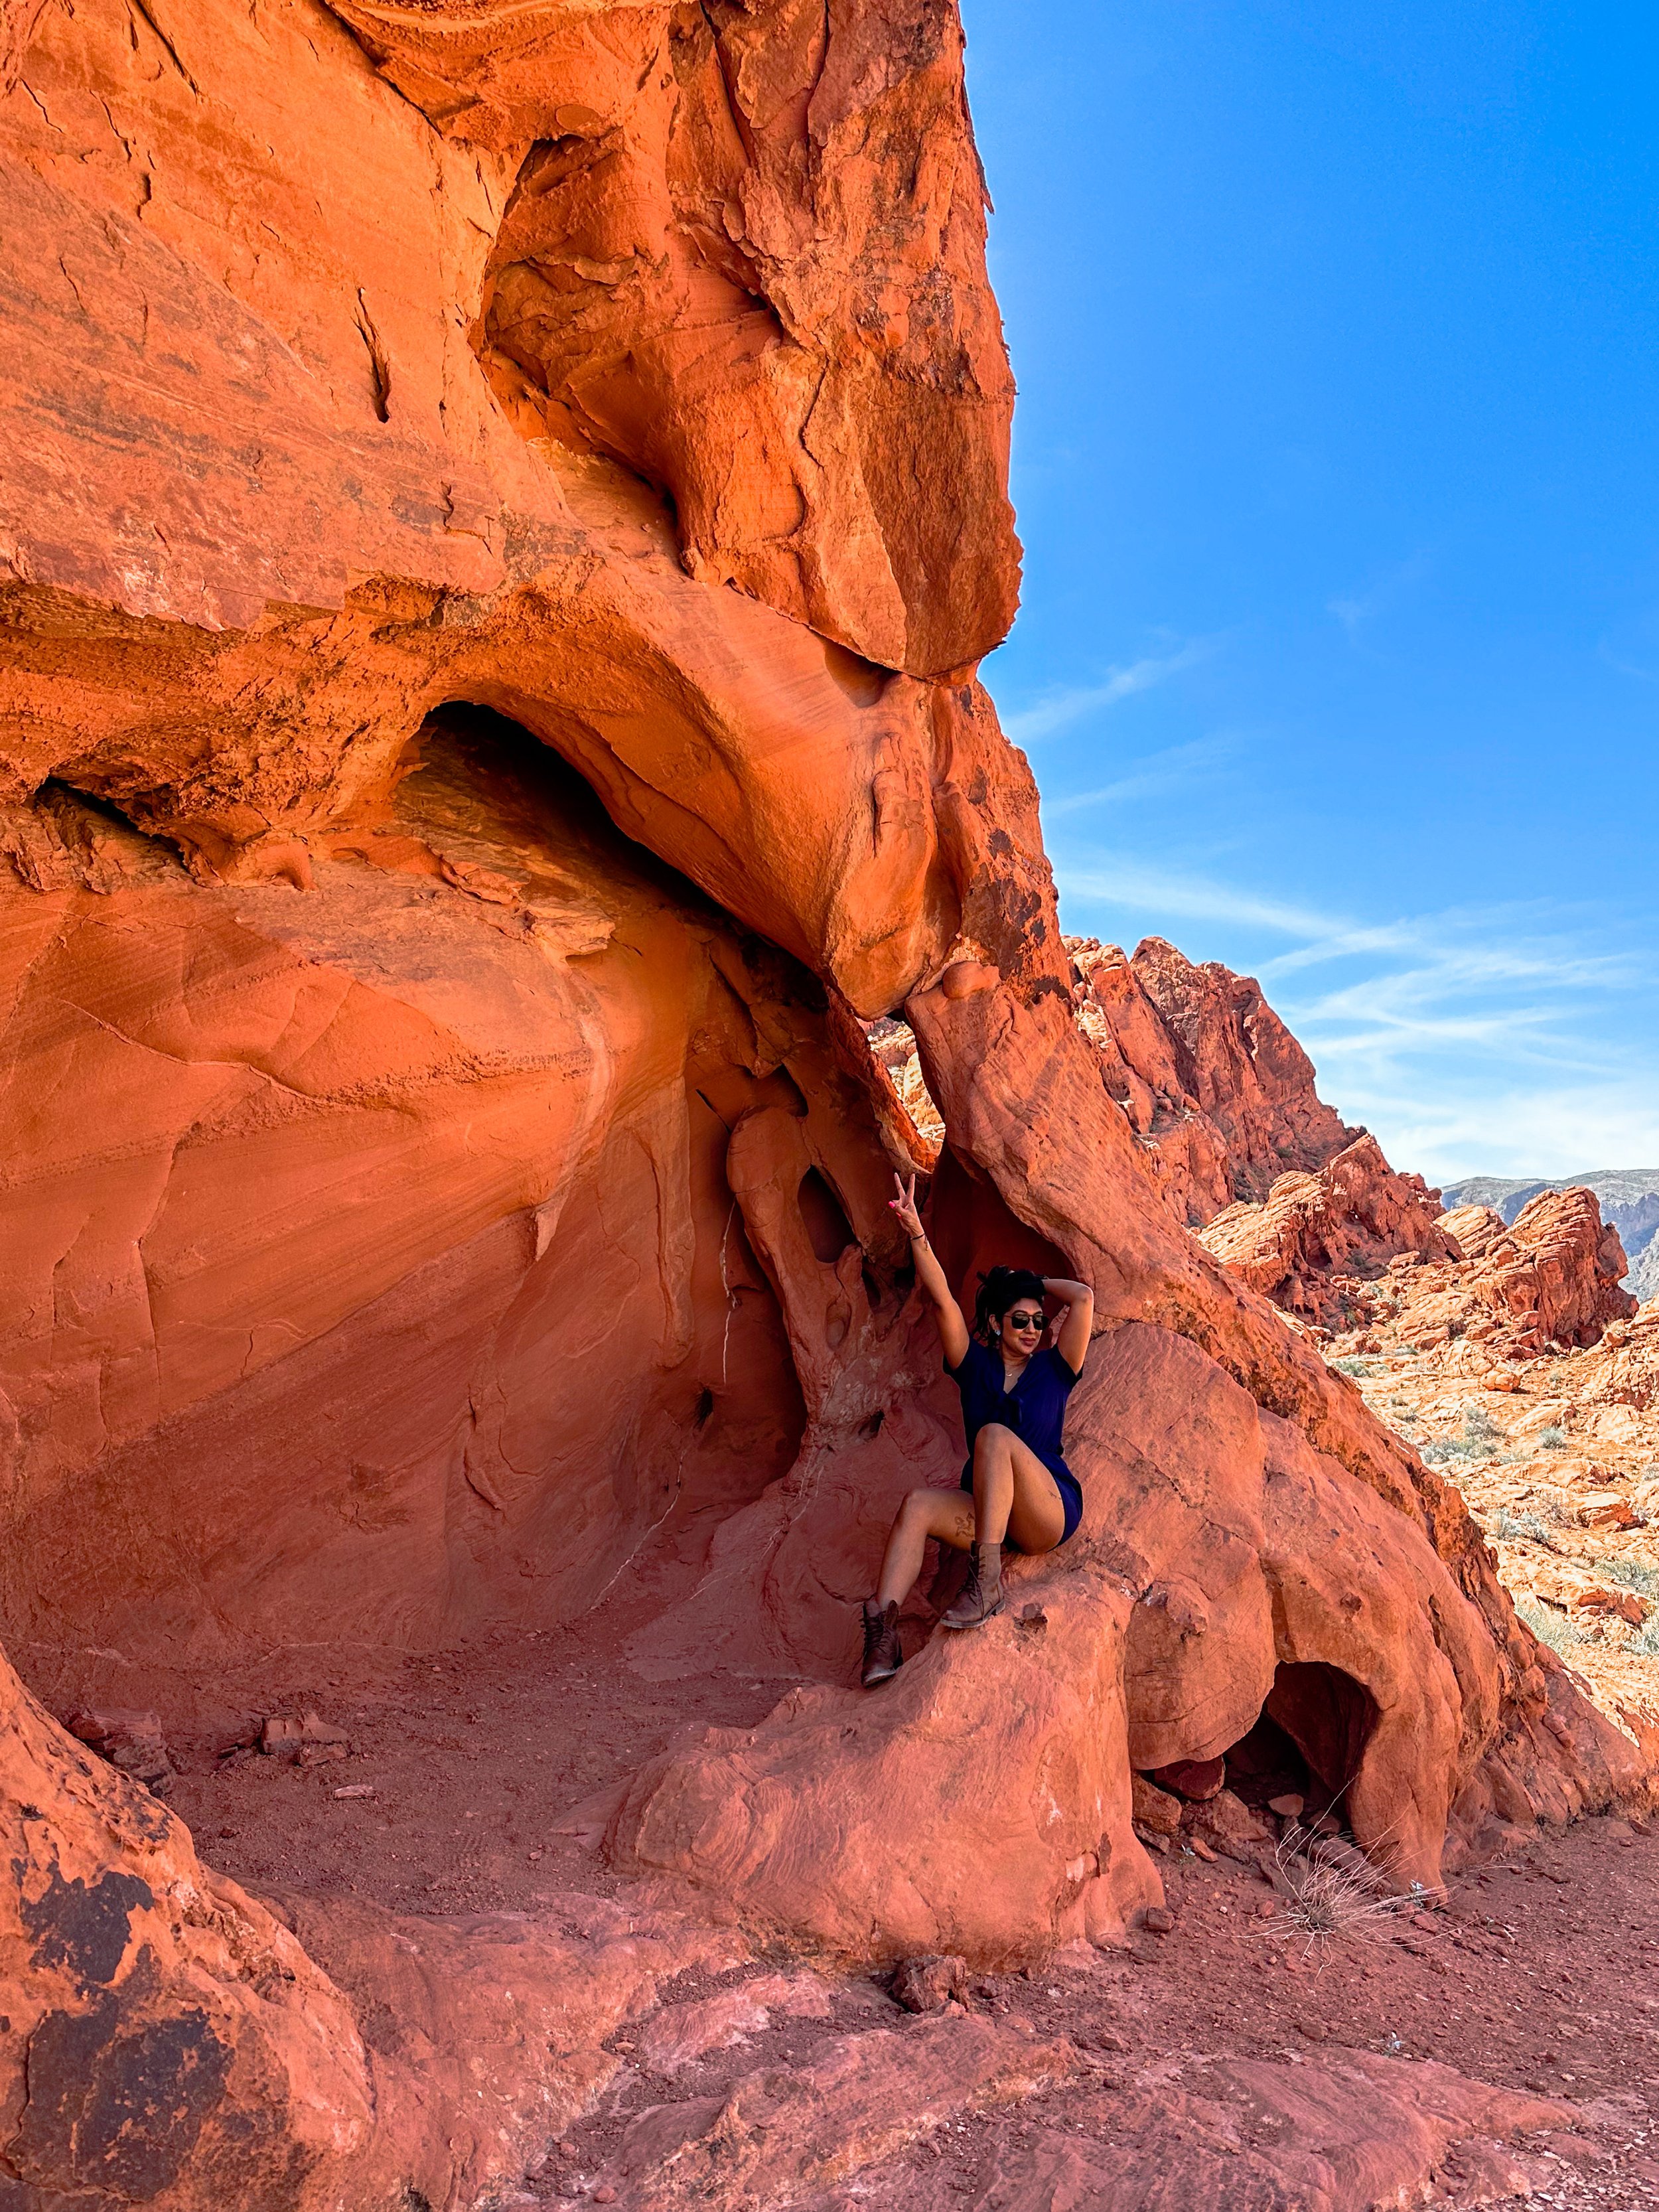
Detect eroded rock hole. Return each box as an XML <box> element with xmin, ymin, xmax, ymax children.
<box><xmin>865</xmin><ymin>1015</ymin><xmax>944</xmax><ymax>1149</ymax></box>
<box><xmin>6</xmin><ymin>701</ymin><xmax>824</xmax><ymax>1677</ymax></box>
<box><xmin>798</xmin><ymin>1167</ymin><xmax>857</xmax><ymax>1262</ymax></box>
<box><xmin>1226</xmin><ymin>1663</ymin><xmax>1380</xmax><ymax>1824</ymax></box>
<box><xmin>3</xmin><ymin>690</ymin><xmax>931</xmax><ymax>1976</ymax></box>
<box><xmin>1265</xmin><ymin>1661</ymin><xmax>1380</xmax><ymax>1812</ymax></box>
<box><xmin>1219</xmin><ymin>1710</ymin><xmax>1311</xmax><ymax>1816</ymax></box>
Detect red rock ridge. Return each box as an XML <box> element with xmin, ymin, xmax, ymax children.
<box><xmin>1353</xmin><ymin>1188</ymin><xmax>1638</xmax><ymax>1361</ymax></box>
<box><xmin>1068</xmin><ymin>936</ymin><xmax>1356</xmax><ymax>1224</ymax></box>
<box><xmin>1198</xmin><ymin>1133</ymin><xmax>1460</xmax><ymax>1331</ymax></box>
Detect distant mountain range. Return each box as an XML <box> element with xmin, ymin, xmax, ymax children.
<box><xmin>1439</xmin><ymin>1170</ymin><xmax>1659</xmax><ymax>1301</ymax></box>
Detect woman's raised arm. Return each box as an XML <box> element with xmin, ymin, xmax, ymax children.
<box><xmin>1044</xmin><ymin>1276</ymin><xmax>1095</xmax><ymax>1377</ymax></box>
<box><xmin>888</xmin><ymin>1173</ymin><xmax>970</xmax><ymax>1367</ymax></box>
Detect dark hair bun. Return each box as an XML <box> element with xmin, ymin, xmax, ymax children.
<box><xmin>974</xmin><ymin>1264</ymin><xmax>1048</xmax><ymax>1341</ymax></box>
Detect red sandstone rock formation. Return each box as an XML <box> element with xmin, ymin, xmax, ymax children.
<box><xmin>1198</xmin><ymin>1134</ymin><xmax>1461</xmax><ymax>1331</ymax></box>
<box><xmin>0</xmin><ymin>0</ymin><xmax>1650</xmax><ymax>2201</ymax></box>
<box><xmin>1067</xmin><ymin>938</ymin><xmax>1354</xmax><ymax>1224</ymax></box>
<box><xmin>1447</xmin><ymin>1190</ymin><xmax>1636</xmax><ymax>1352</ymax></box>
<box><xmin>875</xmin><ymin>937</ymin><xmax>1358</xmax><ymax>1227</ymax></box>
<box><xmin>1344</xmin><ymin>1188</ymin><xmax>1638</xmax><ymax>1361</ymax></box>
<box><xmin>1196</xmin><ymin>1134</ymin><xmax>1635</xmax><ymax>1361</ymax></box>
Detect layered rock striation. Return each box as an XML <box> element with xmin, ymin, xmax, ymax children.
<box><xmin>1</xmin><ymin>1</ymin><xmax>1650</xmax><ymax>2203</ymax></box>
<box><xmin>1445</xmin><ymin>1169</ymin><xmax>1659</xmax><ymax>1299</ymax></box>
<box><xmin>1193</xmin><ymin>1147</ymin><xmax>1634</xmax><ymax>1361</ymax></box>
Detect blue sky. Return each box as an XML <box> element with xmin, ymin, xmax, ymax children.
<box><xmin>960</xmin><ymin>0</ymin><xmax>1659</xmax><ymax>1185</ymax></box>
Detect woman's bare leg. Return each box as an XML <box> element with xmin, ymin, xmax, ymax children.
<box><xmin>970</xmin><ymin>1423</ymin><xmax>1066</xmax><ymax>1555</ymax></box>
<box><xmin>875</xmin><ymin>1486</ymin><xmax>976</xmax><ymax>1611</ymax></box>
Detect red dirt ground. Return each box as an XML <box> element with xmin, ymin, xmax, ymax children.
<box><xmin>17</xmin><ymin>1505</ymin><xmax>1659</xmax><ymax>2209</ymax></box>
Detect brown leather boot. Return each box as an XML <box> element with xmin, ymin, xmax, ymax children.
<box><xmin>861</xmin><ymin>1598</ymin><xmax>903</xmax><ymax>1686</ymax></box>
<box><xmin>942</xmin><ymin>1542</ymin><xmax>1004</xmax><ymax>1629</ymax></box>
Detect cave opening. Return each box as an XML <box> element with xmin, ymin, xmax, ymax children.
<box><xmin>797</xmin><ymin>1166</ymin><xmax>857</xmax><ymax>1262</ymax></box>
<box><xmin>1223</xmin><ymin>1661</ymin><xmax>1380</xmax><ymax>1828</ymax></box>
<box><xmin>399</xmin><ymin>700</ymin><xmax>815</xmax><ymax>1548</ymax></box>
<box><xmin>11</xmin><ymin>690</ymin><xmax>943</xmax><ymax>1931</ymax></box>
<box><xmin>5</xmin><ymin>663</ymin><xmax>1005</xmax><ymax>1961</ymax></box>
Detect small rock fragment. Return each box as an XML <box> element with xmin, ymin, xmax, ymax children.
<box><xmin>1149</xmin><ymin>1755</ymin><xmax>1225</xmax><ymax>1801</ymax></box>
<box><xmin>1130</xmin><ymin>1774</ymin><xmax>1183</xmax><ymax>1835</ymax></box>
<box><xmin>892</xmin><ymin>1954</ymin><xmax>968</xmax><ymax>2014</ymax></box>
<box><xmin>1575</xmin><ymin>1492</ymin><xmax>1637</xmax><ymax>1530</ymax></box>
<box><xmin>1141</xmin><ymin>1907</ymin><xmax>1175</xmax><ymax>1936</ymax></box>
<box><xmin>1268</xmin><ymin>1793</ymin><xmax>1305</xmax><ymax>1818</ymax></box>
<box><xmin>63</xmin><ymin>1709</ymin><xmax>174</xmax><ymax>1798</ymax></box>
<box><xmin>1571</xmin><ymin>1584</ymin><xmax>1645</xmax><ymax>1625</ymax></box>
<box><xmin>1186</xmin><ymin>1788</ymin><xmax>1274</xmax><ymax>1860</ymax></box>
<box><xmin>261</xmin><ymin>1710</ymin><xmax>350</xmax><ymax>1763</ymax></box>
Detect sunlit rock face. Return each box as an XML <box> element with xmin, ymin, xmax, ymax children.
<box><xmin>1068</xmin><ymin>936</ymin><xmax>1358</xmax><ymax>1226</ymax></box>
<box><xmin>0</xmin><ymin>1</ymin><xmax>1649</xmax><ymax>2201</ymax></box>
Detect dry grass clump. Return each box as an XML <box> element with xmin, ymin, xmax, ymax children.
<box><xmin>1514</xmin><ymin>1593</ymin><xmax>1589</xmax><ymax>1657</ymax></box>
<box><xmin>1251</xmin><ymin>1824</ymin><xmax>1413</xmax><ymax>1958</ymax></box>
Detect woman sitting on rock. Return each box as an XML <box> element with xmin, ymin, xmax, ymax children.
<box><xmin>862</xmin><ymin>1175</ymin><xmax>1094</xmax><ymax>1686</ymax></box>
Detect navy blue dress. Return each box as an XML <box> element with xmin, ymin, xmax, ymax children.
<box><xmin>946</xmin><ymin>1337</ymin><xmax>1084</xmax><ymax>1544</ymax></box>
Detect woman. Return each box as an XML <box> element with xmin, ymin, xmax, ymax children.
<box><xmin>863</xmin><ymin>1173</ymin><xmax>1095</xmax><ymax>1687</ymax></box>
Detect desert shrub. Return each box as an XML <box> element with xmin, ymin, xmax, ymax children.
<box><xmin>1250</xmin><ymin>1829</ymin><xmax>1405</xmax><ymax>1956</ymax></box>
<box><xmin>1333</xmin><ymin>1357</ymin><xmax>1376</xmax><ymax>1378</ymax></box>
<box><xmin>1538</xmin><ymin>1425</ymin><xmax>1568</xmax><ymax>1449</ymax></box>
<box><xmin>1515</xmin><ymin>1594</ymin><xmax>1587</xmax><ymax>1655</ymax></box>
<box><xmin>1593</xmin><ymin>1555</ymin><xmax>1659</xmax><ymax>1600</ymax></box>
<box><xmin>1421</xmin><ymin>1432</ymin><xmax>1491</xmax><ymax>1463</ymax></box>
<box><xmin>1463</xmin><ymin>1405</ymin><xmax>1502</xmax><ymax>1445</ymax></box>
<box><xmin>1492</xmin><ymin>1511</ymin><xmax>1553</xmax><ymax>1545</ymax></box>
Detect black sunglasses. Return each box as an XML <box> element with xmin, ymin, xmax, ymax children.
<box><xmin>1007</xmin><ymin>1310</ymin><xmax>1045</xmax><ymax>1331</ymax></box>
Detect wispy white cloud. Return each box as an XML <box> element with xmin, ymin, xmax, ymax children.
<box><xmin>1054</xmin><ymin>854</ymin><xmax>1337</xmax><ymax>937</ymax></box>
<box><xmin>999</xmin><ymin>637</ymin><xmax>1216</xmax><ymax>744</ymax></box>
<box><xmin>1327</xmin><ymin>550</ymin><xmax>1432</xmax><ymax>642</ymax></box>
<box><xmin>1044</xmin><ymin>735</ymin><xmax>1236</xmax><ymax>818</ymax></box>
<box><xmin>1052</xmin><ymin>849</ymin><xmax>1659</xmax><ymax>1184</ymax></box>
<box><xmin>1329</xmin><ymin>1083</ymin><xmax>1659</xmax><ymax>1187</ymax></box>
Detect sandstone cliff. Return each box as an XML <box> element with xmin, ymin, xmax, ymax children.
<box><xmin>1070</xmin><ymin>936</ymin><xmax>1356</xmax><ymax>1224</ymax></box>
<box><xmin>0</xmin><ymin>2</ymin><xmax>1649</xmax><ymax>2205</ymax></box>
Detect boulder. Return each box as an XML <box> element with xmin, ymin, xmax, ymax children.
<box><xmin>891</xmin><ymin>1954</ymin><xmax>969</xmax><ymax>2014</ymax></box>
<box><xmin>1149</xmin><ymin>1755</ymin><xmax>1228</xmax><ymax>1801</ymax></box>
